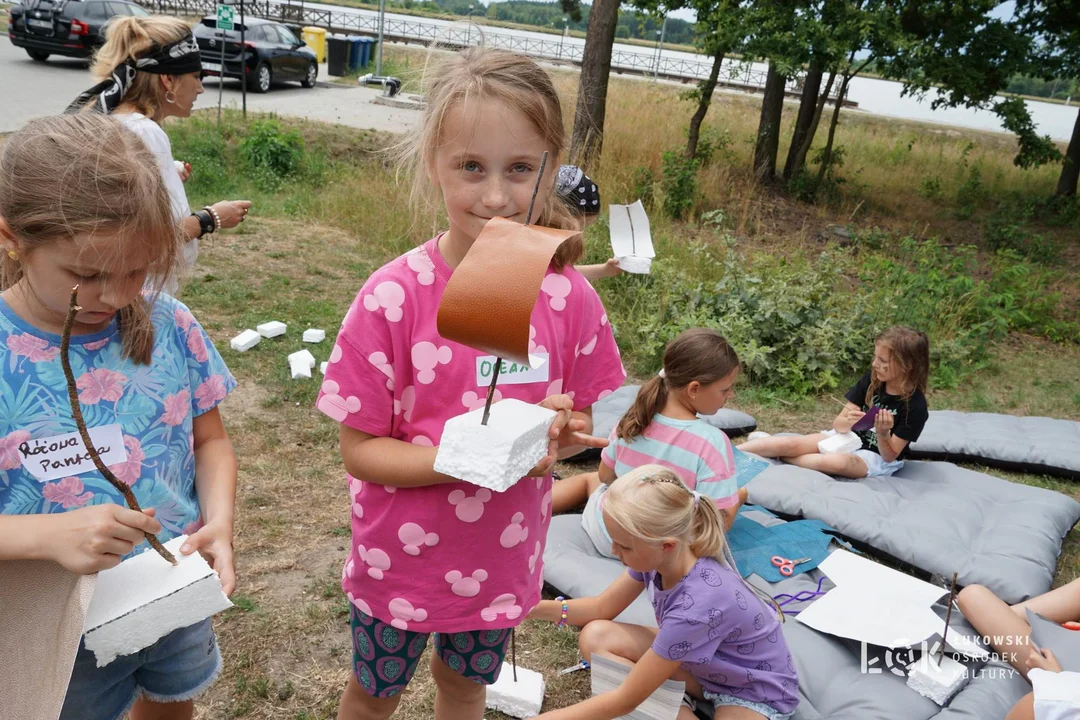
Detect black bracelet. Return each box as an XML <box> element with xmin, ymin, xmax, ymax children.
<box><xmin>192</xmin><ymin>210</ymin><xmax>215</xmax><ymax>238</ymax></box>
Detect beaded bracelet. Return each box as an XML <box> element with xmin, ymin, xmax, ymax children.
<box><xmin>203</xmin><ymin>205</ymin><xmax>222</xmax><ymax>233</ymax></box>
<box><xmin>556</xmin><ymin>596</ymin><xmax>569</xmax><ymax>628</ymax></box>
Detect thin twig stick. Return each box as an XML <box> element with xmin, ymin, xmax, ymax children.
<box><xmin>61</xmin><ymin>286</ymin><xmax>177</xmax><ymax>565</ymax></box>
<box><xmin>480</xmin><ymin>150</ymin><xmax>550</xmax><ymax>427</ymax></box>
<box><xmin>511</xmin><ymin>627</ymin><xmax>518</xmax><ymax>682</ymax></box>
<box><xmin>937</xmin><ymin>572</ymin><xmax>959</xmax><ymax>662</ymax></box>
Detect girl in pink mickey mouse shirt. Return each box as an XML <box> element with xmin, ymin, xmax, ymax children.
<box><xmin>317</xmin><ymin>48</ymin><xmax>626</xmax><ymax>720</ymax></box>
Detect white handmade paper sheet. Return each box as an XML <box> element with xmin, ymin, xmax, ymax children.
<box><xmin>796</xmin><ymin>550</ymin><xmax>948</xmax><ymax>649</ymax></box>
<box><xmin>609</xmin><ymin>201</ymin><xmax>655</xmax><ymax>274</ymax></box>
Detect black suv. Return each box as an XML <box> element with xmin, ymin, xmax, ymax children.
<box><xmin>7</xmin><ymin>0</ymin><xmax>149</xmax><ymax>61</ymax></box>
<box><xmin>193</xmin><ymin>16</ymin><xmax>317</xmax><ymax>93</ymax></box>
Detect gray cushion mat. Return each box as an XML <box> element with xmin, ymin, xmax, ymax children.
<box><xmin>747</xmin><ymin>460</ymin><xmax>1080</xmax><ymax>605</ymax></box>
<box><xmin>907</xmin><ymin>411</ymin><xmax>1080</xmax><ymax>480</ymax></box>
<box><xmin>543</xmin><ymin>512</ymin><xmax>1032</xmax><ymax>719</ymax></box>
<box><xmin>571</xmin><ymin>385</ymin><xmax>757</xmax><ymax>461</ymax></box>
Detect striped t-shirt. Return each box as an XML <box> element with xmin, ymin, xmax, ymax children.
<box><xmin>600</xmin><ymin>413</ymin><xmax>738</xmax><ymax>508</ymax></box>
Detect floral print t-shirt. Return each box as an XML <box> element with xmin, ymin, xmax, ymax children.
<box><xmin>0</xmin><ymin>294</ymin><xmax>235</xmax><ymax>554</ymax></box>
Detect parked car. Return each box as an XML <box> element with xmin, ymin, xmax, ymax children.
<box><xmin>7</xmin><ymin>0</ymin><xmax>149</xmax><ymax>61</ymax></box>
<box><xmin>193</xmin><ymin>16</ymin><xmax>317</xmax><ymax>93</ymax></box>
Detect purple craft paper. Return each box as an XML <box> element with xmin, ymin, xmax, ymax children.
<box><xmin>852</xmin><ymin>407</ymin><xmax>880</xmax><ymax>432</ymax></box>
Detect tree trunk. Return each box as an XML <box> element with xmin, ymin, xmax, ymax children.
<box><xmin>569</xmin><ymin>0</ymin><xmax>620</xmax><ymax>169</ymax></box>
<box><xmin>790</xmin><ymin>69</ymin><xmax>837</xmax><ymax>180</ymax></box>
<box><xmin>783</xmin><ymin>59</ymin><xmax>823</xmax><ymax>181</ymax></box>
<box><xmin>816</xmin><ymin>72</ymin><xmax>852</xmax><ymax>189</ymax></box>
<box><xmin>1055</xmin><ymin>106</ymin><xmax>1080</xmax><ymax>197</ymax></box>
<box><xmin>754</xmin><ymin>63</ymin><xmax>786</xmax><ymax>183</ymax></box>
<box><xmin>686</xmin><ymin>47</ymin><xmax>726</xmax><ymax>160</ymax></box>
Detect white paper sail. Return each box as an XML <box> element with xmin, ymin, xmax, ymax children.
<box><xmin>609</xmin><ymin>200</ymin><xmax>655</xmax><ymax>274</ymax></box>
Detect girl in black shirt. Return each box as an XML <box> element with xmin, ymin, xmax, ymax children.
<box><xmin>740</xmin><ymin>327</ymin><xmax>930</xmax><ymax>479</ymax></box>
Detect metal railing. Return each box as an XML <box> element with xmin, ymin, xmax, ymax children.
<box><xmin>144</xmin><ymin>0</ymin><xmax>841</xmax><ymax>98</ymax></box>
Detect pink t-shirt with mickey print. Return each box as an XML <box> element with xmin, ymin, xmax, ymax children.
<box><xmin>318</xmin><ymin>236</ymin><xmax>626</xmax><ymax>633</ymax></box>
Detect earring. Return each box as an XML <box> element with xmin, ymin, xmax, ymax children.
<box><xmin>164</xmin><ymin>90</ymin><xmax>177</xmax><ymax>104</ymax></box>
<box><xmin>6</xmin><ymin>250</ymin><xmax>17</xmax><ymax>261</ymax></box>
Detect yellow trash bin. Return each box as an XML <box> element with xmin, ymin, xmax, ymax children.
<box><xmin>302</xmin><ymin>26</ymin><xmax>327</xmax><ymax>63</ymax></box>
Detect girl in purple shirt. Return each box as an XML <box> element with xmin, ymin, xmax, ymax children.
<box><xmin>530</xmin><ymin>464</ymin><xmax>798</xmax><ymax>720</ymax></box>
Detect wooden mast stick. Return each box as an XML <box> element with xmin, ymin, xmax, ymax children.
<box><xmin>480</xmin><ymin>150</ymin><xmax>549</xmax><ymax>426</ymax></box>
<box><xmin>937</xmin><ymin>572</ymin><xmax>959</xmax><ymax>662</ymax></box>
<box><xmin>61</xmin><ymin>286</ymin><xmax>177</xmax><ymax>565</ymax></box>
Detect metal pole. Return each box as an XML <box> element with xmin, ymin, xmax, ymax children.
<box><xmin>240</xmin><ymin>0</ymin><xmax>246</xmax><ymax>118</ymax></box>
<box><xmin>653</xmin><ymin>14</ymin><xmax>667</xmax><ymax>81</ymax></box>
<box><xmin>217</xmin><ymin>18</ymin><xmax>225</xmax><ymax>127</ymax></box>
<box><xmin>375</xmin><ymin>0</ymin><xmax>385</xmax><ymax>77</ymax></box>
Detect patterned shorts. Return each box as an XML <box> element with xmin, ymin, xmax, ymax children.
<box><xmin>349</xmin><ymin>606</ymin><xmax>512</xmax><ymax>697</ymax></box>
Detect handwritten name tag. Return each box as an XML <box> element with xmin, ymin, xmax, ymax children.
<box><xmin>476</xmin><ymin>354</ymin><xmax>549</xmax><ymax>387</ymax></box>
<box><xmin>20</xmin><ymin>424</ymin><xmax>127</xmax><ymax>482</ymax></box>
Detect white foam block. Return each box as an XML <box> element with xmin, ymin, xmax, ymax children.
<box><xmin>433</xmin><ymin>399</ymin><xmax>556</xmax><ymax>492</ymax></box>
<box><xmin>230</xmin><ymin>329</ymin><xmax>261</xmax><ymax>352</ymax></box>
<box><xmin>288</xmin><ymin>349</ymin><xmax>317</xmax><ymax>368</ymax></box>
<box><xmin>818</xmin><ymin>431</ymin><xmax>862</xmax><ymax>455</ymax></box>
<box><xmin>83</xmin><ymin>535</ymin><xmax>232</xmax><ymax>668</ymax></box>
<box><xmin>303</xmin><ymin>328</ymin><xmax>326</xmax><ymax>343</ymax></box>
<box><xmin>486</xmin><ymin>663</ymin><xmax>545</xmax><ymax>718</ymax></box>
<box><xmin>290</xmin><ymin>357</ymin><xmax>313</xmax><ymax>379</ymax></box>
<box><xmin>906</xmin><ymin>654</ymin><xmax>969</xmax><ymax>705</ymax></box>
<box><xmin>257</xmin><ymin>321</ymin><xmax>287</xmax><ymax>338</ymax></box>
<box><xmin>591</xmin><ymin>652</ymin><xmax>684</xmax><ymax>719</ymax></box>
<box><xmin>320</xmin><ymin>362</ymin><xmax>329</xmax><ymax>375</ymax></box>
<box><xmin>615</xmin><ymin>255</ymin><xmax>653</xmax><ymax>274</ymax></box>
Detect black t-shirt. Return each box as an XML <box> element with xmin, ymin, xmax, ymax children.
<box><xmin>843</xmin><ymin>372</ymin><xmax>928</xmax><ymax>460</ymax></box>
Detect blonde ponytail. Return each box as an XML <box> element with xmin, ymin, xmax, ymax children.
<box><xmin>604</xmin><ymin>464</ymin><xmax>784</xmax><ymax>622</ymax></box>
<box><xmin>87</xmin><ymin>16</ymin><xmax>192</xmax><ymax>117</ymax></box>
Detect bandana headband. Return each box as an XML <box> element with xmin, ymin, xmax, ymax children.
<box><xmin>66</xmin><ymin>34</ymin><xmax>202</xmax><ymax>114</ymax></box>
<box><xmin>555</xmin><ymin>164</ymin><xmax>601</xmax><ymax>216</ymax></box>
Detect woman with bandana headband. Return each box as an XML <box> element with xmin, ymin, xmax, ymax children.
<box><xmin>68</xmin><ymin>16</ymin><xmax>252</xmax><ymax>296</ymax></box>
<box><xmin>555</xmin><ymin>164</ymin><xmax>623</xmax><ymax>282</ymax></box>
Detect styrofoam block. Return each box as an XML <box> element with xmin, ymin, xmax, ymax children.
<box><xmin>320</xmin><ymin>362</ymin><xmax>329</xmax><ymax>375</ymax></box>
<box><xmin>486</xmin><ymin>663</ymin><xmax>545</xmax><ymax>718</ymax></box>
<box><xmin>290</xmin><ymin>357</ymin><xmax>312</xmax><ymax>379</ymax></box>
<box><xmin>434</xmin><ymin>399</ymin><xmax>556</xmax><ymax>492</ymax></box>
<box><xmin>906</xmin><ymin>654</ymin><xmax>969</xmax><ymax>705</ymax></box>
<box><xmin>230</xmin><ymin>329</ymin><xmax>261</xmax><ymax>352</ymax></box>
<box><xmin>288</xmin><ymin>349</ymin><xmax>317</xmax><ymax>369</ymax></box>
<box><xmin>83</xmin><ymin>535</ymin><xmax>232</xmax><ymax>668</ymax></box>
<box><xmin>174</xmin><ymin>160</ymin><xmax>186</xmax><ymax>174</ymax></box>
<box><xmin>616</xmin><ymin>255</ymin><xmax>652</xmax><ymax>274</ymax></box>
<box><xmin>303</xmin><ymin>328</ymin><xmax>326</xmax><ymax>343</ymax></box>
<box><xmin>257</xmin><ymin>321</ymin><xmax>287</xmax><ymax>338</ymax></box>
<box><xmin>818</xmin><ymin>431</ymin><xmax>862</xmax><ymax>455</ymax></box>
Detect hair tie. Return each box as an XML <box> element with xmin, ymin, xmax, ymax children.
<box><xmin>658</xmin><ymin>368</ymin><xmax>666</xmax><ymax>379</ymax></box>
<box><xmin>691</xmin><ymin>491</ymin><xmax>702</xmax><ymax>506</ymax></box>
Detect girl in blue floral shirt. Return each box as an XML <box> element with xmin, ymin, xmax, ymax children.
<box><xmin>0</xmin><ymin>113</ymin><xmax>238</xmax><ymax>720</ymax></box>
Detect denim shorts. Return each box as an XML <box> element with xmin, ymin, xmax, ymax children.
<box><xmin>853</xmin><ymin>449</ymin><xmax>904</xmax><ymax>478</ymax></box>
<box><xmin>60</xmin><ymin>619</ymin><xmax>222</xmax><ymax>720</ymax></box>
<box><xmin>703</xmin><ymin>690</ymin><xmax>795</xmax><ymax>720</ymax></box>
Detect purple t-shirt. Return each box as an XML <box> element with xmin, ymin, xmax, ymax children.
<box><xmin>629</xmin><ymin>557</ymin><xmax>799</xmax><ymax>713</ymax></box>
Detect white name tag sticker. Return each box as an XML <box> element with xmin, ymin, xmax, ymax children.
<box><xmin>20</xmin><ymin>424</ymin><xmax>128</xmax><ymax>482</ymax></box>
<box><xmin>476</xmin><ymin>354</ymin><xmax>549</xmax><ymax>387</ymax></box>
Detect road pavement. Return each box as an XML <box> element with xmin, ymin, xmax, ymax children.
<box><xmin>0</xmin><ymin>39</ymin><xmax>419</xmax><ymax>133</ymax></box>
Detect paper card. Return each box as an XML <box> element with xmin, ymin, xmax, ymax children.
<box><xmin>1027</xmin><ymin>609</ymin><xmax>1080</xmax><ymax>672</ymax></box>
<box><xmin>19</xmin><ymin>424</ymin><xmax>127</xmax><ymax>482</ymax></box>
<box><xmin>591</xmin><ymin>652</ymin><xmax>684</xmax><ymax>720</ymax></box>
<box><xmin>0</xmin><ymin>560</ymin><xmax>96</xmax><ymax>720</ymax></box>
<box><xmin>609</xmin><ymin>201</ymin><xmax>655</xmax><ymax>273</ymax></box>
<box><xmin>794</xmin><ymin>550</ymin><xmax>948</xmax><ymax>649</ymax></box>
<box><xmin>476</xmin><ymin>354</ymin><xmax>549</xmax><ymax>386</ymax></box>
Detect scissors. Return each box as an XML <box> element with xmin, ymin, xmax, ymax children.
<box><xmin>772</xmin><ymin>556</ymin><xmax>812</xmax><ymax>577</ymax></box>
